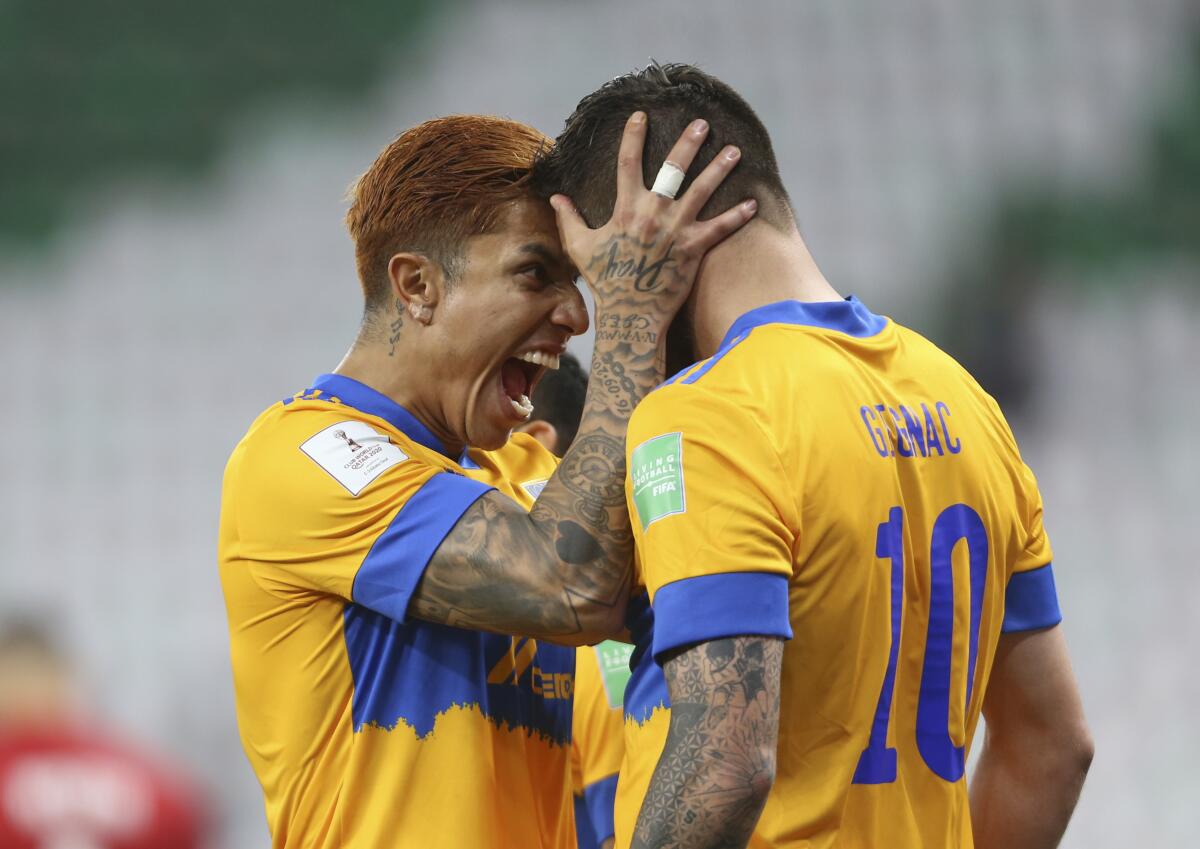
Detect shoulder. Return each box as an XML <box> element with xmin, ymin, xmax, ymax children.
<box><xmin>630</xmin><ymin>373</ymin><xmax>761</xmax><ymax>451</ymax></box>
<box><xmin>657</xmin><ymin>323</ymin><xmax>776</xmax><ymax>391</ymax></box>
<box><xmin>475</xmin><ymin>430</ymin><xmax>559</xmax><ymax>480</ymax></box>
<box><xmin>224</xmin><ymin>396</ymin><xmax>440</xmax><ymax>512</ymax></box>
<box><xmin>891</xmin><ymin>321</ymin><xmax>988</xmax><ymax>392</ymax></box>
<box><xmin>503</xmin><ymin>430</ymin><xmax>559</xmax><ymax>467</ymax></box>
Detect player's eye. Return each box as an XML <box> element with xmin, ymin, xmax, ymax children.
<box><xmin>516</xmin><ymin>264</ymin><xmax>549</xmax><ymax>286</ymax></box>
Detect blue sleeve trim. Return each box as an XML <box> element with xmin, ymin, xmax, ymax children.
<box><xmin>573</xmin><ymin>793</ymin><xmax>597</xmax><ymax>849</ymax></box>
<box><xmin>352</xmin><ymin>472</ymin><xmax>493</xmax><ymax>622</ymax></box>
<box><xmin>1002</xmin><ymin>563</ymin><xmax>1062</xmax><ymax>633</ymax></box>
<box><xmin>583</xmin><ymin>773</ymin><xmax>619</xmax><ymax>845</ymax></box>
<box><xmin>651</xmin><ymin>572</ymin><xmax>792</xmax><ymax>662</ymax></box>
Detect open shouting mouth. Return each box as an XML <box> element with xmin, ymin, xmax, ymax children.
<box><xmin>499</xmin><ymin>349</ymin><xmax>561</xmax><ymax>420</ymax></box>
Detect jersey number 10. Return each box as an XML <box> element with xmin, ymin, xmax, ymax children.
<box><xmin>852</xmin><ymin>504</ymin><xmax>989</xmax><ymax>785</ymax></box>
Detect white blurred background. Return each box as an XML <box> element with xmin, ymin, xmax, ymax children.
<box><xmin>1</xmin><ymin>1</ymin><xmax>1197</xmax><ymax>845</ymax></box>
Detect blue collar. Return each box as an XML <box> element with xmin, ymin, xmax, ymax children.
<box><xmin>718</xmin><ymin>296</ymin><xmax>887</xmax><ymax>349</ymax></box>
<box><xmin>309</xmin><ymin>373</ymin><xmax>453</xmax><ymax>458</ymax></box>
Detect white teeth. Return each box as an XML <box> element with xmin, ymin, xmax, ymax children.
<box><xmin>510</xmin><ymin>394</ymin><xmax>534</xmax><ymax>419</ymax></box>
<box><xmin>517</xmin><ymin>351</ymin><xmax>561</xmax><ymax>370</ymax></box>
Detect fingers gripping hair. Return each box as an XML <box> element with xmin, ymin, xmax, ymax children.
<box><xmin>530</xmin><ymin>63</ymin><xmax>794</xmax><ymax>231</ymax></box>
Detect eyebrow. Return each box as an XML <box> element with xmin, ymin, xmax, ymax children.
<box><xmin>515</xmin><ymin>243</ymin><xmax>564</xmax><ymax>265</ymax></box>
<box><xmin>514</xmin><ymin>242</ymin><xmax>580</xmax><ymax>280</ymax></box>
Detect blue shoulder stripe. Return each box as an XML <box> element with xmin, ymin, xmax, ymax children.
<box><xmin>661</xmin><ymin>328</ymin><xmax>754</xmax><ymax>388</ymax></box>
<box><xmin>677</xmin><ymin>328</ymin><xmax>753</xmax><ymax>385</ymax></box>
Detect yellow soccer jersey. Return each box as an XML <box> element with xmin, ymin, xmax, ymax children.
<box><xmin>615</xmin><ymin>298</ymin><xmax>1060</xmax><ymax>849</ymax></box>
<box><xmin>218</xmin><ymin>373</ymin><xmax>575</xmax><ymax>849</ymax></box>
<box><xmin>571</xmin><ymin>641</ymin><xmax>631</xmax><ymax>849</ymax></box>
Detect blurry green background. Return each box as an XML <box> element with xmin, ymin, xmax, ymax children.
<box><xmin>0</xmin><ymin>0</ymin><xmax>436</xmax><ymax>248</ymax></box>
<box><xmin>1</xmin><ymin>1</ymin><xmax>1196</xmax><ymax>846</ymax></box>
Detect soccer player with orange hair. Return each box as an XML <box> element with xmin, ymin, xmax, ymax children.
<box><xmin>218</xmin><ymin>112</ymin><xmax>756</xmax><ymax>847</ymax></box>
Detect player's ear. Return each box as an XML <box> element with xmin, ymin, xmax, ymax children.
<box><xmin>515</xmin><ymin>420</ymin><xmax>558</xmax><ymax>454</ymax></box>
<box><xmin>387</xmin><ymin>252</ymin><xmax>440</xmax><ymax>325</ymax></box>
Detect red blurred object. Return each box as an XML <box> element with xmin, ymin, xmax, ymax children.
<box><xmin>0</xmin><ymin>726</ymin><xmax>204</xmax><ymax>849</ymax></box>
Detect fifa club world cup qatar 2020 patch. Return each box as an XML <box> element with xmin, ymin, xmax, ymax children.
<box><xmin>630</xmin><ymin>432</ymin><xmax>686</xmax><ymax>529</ymax></box>
<box><xmin>299</xmin><ymin>421</ymin><xmax>408</xmax><ymax>496</ymax></box>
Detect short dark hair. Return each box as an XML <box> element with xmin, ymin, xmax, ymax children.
<box><xmin>531</xmin><ymin>63</ymin><xmax>793</xmax><ymax>230</ymax></box>
<box><xmin>529</xmin><ymin>352</ymin><xmax>587</xmax><ymax>455</ymax></box>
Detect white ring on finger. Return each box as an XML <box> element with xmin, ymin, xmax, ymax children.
<box><xmin>650</xmin><ymin>161</ymin><xmax>686</xmax><ymax>199</ymax></box>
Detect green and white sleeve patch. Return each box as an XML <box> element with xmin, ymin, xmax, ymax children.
<box><xmin>593</xmin><ymin>640</ymin><xmax>634</xmax><ymax>709</ymax></box>
<box><xmin>630</xmin><ymin>432</ymin><xmax>686</xmax><ymax>529</ymax></box>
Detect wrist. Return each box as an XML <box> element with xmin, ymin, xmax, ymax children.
<box><xmin>592</xmin><ymin>308</ymin><xmax>668</xmax><ymax>351</ymax></box>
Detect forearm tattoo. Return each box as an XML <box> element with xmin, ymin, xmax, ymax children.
<box><xmin>410</xmin><ymin>234</ymin><xmax>681</xmax><ymax>639</ymax></box>
<box><xmin>632</xmin><ymin>637</ymin><xmax>785</xmax><ymax>849</ymax></box>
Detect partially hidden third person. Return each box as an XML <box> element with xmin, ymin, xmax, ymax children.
<box><xmin>534</xmin><ymin>64</ymin><xmax>1093</xmax><ymax>849</ymax></box>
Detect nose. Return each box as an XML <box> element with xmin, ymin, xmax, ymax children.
<box><xmin>552</xmin><ymin>283</ymin><xmax>590</xmax><ymax>337</ymax></box>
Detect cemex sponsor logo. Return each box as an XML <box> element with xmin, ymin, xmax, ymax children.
<box><xmin>487</xmin><ymin>637</ymin><xmax>574</xmax><ymax>701</ymax></box>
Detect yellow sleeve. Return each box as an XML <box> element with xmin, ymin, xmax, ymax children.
<box><xmin>974</xmin><ymin>391</ymin><xmax>1060</xmax><ymax>632</ymax></box>
<box><xmin>626</xmin><ymin>387</ymin><xmax>796</xmax><ymax>661</ymax></box>
<box><xmin>1001</xmin><ymin>460</ymin><xmax>1061</xmax><ymax>632</ymax></box>
<box><xmin>222</xmin><ymin>411</ymin><xmax>493</xmax><ymax>620</ymax></box>
<box><xmin>1013</xmin><ymin>461</ymin><xmax>1053</xmax><ymax>574</ymax></box>
<box><xmin>573</xmin><ymin>642</ymin><xmax>629</xmax><ymax>846</ymax></box>
<box><xmin>575</xmin><ymin>644</ymin><xmax>626</xmax><ymax>787</ymax></box>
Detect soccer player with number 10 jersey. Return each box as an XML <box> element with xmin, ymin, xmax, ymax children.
<box><xmin>533</xmin><ymin>64</ymin><xmax>1094</xmax><ymax>849</ymax></box>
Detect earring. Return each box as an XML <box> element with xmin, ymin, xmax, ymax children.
<box><xmin>408</xmin><ymin>303</ymin><xmax>431</xmax><ymax>324</ymax></box>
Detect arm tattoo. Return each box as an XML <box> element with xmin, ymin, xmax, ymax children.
<box><xmin>410</xmin><ymin>236</ymin><xmax>679</xmax><ymax>640</ymax></box>
<box><xmin>632</xmin><ymin>636</ymin><xmax>785</xmax><ymax>849</ymax></box>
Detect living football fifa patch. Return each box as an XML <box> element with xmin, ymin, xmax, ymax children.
<box><xmin>299</xmin><ymin>421</ymin><xmax>408</xmax><ymax>496</ymax></box>
<box><xmin>630</xmin><ymin>432</ymin><xmax>685</xmax><ymax>529</ymax></box>
<box><xmin>593</xmin><ymin>640</ymin><xmax>634</xmax><ymax>709</ymax></box>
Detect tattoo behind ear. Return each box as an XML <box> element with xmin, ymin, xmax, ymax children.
<box><xmin>388</xmin><ymin>297</ymin><xmax>404</xmax><ymax>357</ymax></box>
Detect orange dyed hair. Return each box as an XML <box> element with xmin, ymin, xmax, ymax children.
<box><xmin>346</xmin><ymin>115</ymin><xmax>551</xmax><ymax>308</ymax></box>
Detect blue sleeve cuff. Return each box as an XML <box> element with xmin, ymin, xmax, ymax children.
<box><xmin>352</xmin><ymin>472</ymin><xmax>493</xmax><ymax>622</ymax></box>
<box><xmin>573</xmin><ymin>793</ymin><xmax>598</xmax><ymax>849</ymax></box>
<box><xmin>583</xmin><ymin>773</ymin><xmax>619</xmax><ymax>845</ymax></box>
<box><xmin>651</xmin><ymin>572</ymin><xmax>793</xmax><ymax>662</ymax></box>
<box><xmin>1002</xmin><ymin>563</ymin><xmax>1062</xmax><ymax>633</ymax></box>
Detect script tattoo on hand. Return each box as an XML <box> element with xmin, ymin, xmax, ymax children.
<box><xmin>591</xmin><ymin>237</ymin><xmax>679</xmax><ymax>293</ymax></box>
<box><xmin>632</xmin><ymin>636</ymin><xmax>784</xmax><ymax>849</ymax></box>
